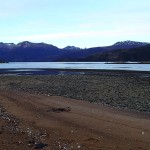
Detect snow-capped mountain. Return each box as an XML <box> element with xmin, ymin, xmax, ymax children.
<box><xmin>112</xmin><ymin>40</ymin><xmax>149</xmax><ymax>49</ymax></box>
<box><xmin>17</xmin><ymin>41</ymin><xmax>33</xmax><ymax>48</ymax></box>
<box><xmin>63</xmin><ymin>46</ymin><xmax>81</xmax><ymax>50</ymax></box>
<box><xmin>17</xmin><ymin>41</ymin><xmax>58</xmax><ymax>49</ymax></box>
<box><xmin>0</xmin><ymin>41</ymin><xmax>61</xmax><ymax>62</ymax></box>
<box><xmin>0</xmin><ymin>42</ymin><xmax>16</xmax><ymax>49</ymax></box>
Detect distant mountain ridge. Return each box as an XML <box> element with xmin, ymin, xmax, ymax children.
<box><xmin>111</xmin><ymin>40</ymin><xmax>149</xmax><ymax>49</ymax></box>
<box><xmin>0</xmin><ymin>41</ymin><xmax>61</xmax><ymax>61</ymax></box>
<box><xmin>0</xmin><ymin>40</ymin><xmax>149</xmax><ymax>62</ymax></box>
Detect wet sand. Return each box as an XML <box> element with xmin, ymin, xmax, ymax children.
<box><xmin>0</xmin><ymin>70</ymin><xmax>150</xmax><ymax>150</ymax></box>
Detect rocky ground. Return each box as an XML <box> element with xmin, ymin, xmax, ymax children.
<box><xmin>0</xmin><ymin>70</ymin><xmax>150</xmax><ymax>150</ymax></box>
<box><xmin>0</xmin><ymin>71</ymin><xmax>150</xmax><ymax>112</ymax></box>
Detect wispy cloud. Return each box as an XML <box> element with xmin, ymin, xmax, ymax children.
<box><xmin>3</xmin><ymin>27</ymin><xmax>150</xmax><ymax>42</ymax></box>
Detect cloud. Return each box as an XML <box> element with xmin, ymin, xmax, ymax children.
<box><xmin>1</xmin><ymin>28</ymin><xmax>149</xmax><ymax>48</ymax></box>
<box><xmin>3</xmin><ymin>27</ymin><xmax>150</xmax><ymax>42</ymax></box>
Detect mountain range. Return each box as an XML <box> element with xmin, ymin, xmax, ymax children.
<box><xmin>0</xmin><ymin>40</ymin><xmax>149</xmax><ymax>62</ymax></box>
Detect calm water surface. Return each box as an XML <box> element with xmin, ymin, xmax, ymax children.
<box><xmin>0</xmin><ymin>62</ymin><xmax>149</xmax><ymax>75</ymax></box>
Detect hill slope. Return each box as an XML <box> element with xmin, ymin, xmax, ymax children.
<box><xmin>78</xmin><ymin>44</ymin><xmax>150</xmax><ymax>62</ymax></box>
<box><xmin>0</xmin><ymin>41</ymin><xmax>61</xmax><ymax>61</ymax></box>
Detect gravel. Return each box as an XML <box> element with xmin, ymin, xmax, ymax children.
<box><xmin>0</xmin><ymin>71</ymin><xmax>150</xmax><ymax>112</ymax></box>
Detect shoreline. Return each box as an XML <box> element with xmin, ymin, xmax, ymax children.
<box><xmin>0</xmin><ymin>68</ymin><xmax>150</xmax><ymax>76</ymax></box>
<box><xmin>0</xmin><ymin>70</ymin><xmax>149</xmax><ymax>113</ymax></box>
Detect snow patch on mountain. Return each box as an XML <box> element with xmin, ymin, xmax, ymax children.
<box><xmin>63</xmin><ymin>46</ymin><xmax>81</xmax><ymax>50</ymax></box>
<box><xmin>113</xmin><ymin>40</ymin><xmax>149</xmax><ymax>48</ymax></box>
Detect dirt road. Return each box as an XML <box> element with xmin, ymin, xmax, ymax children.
<box><xmin>0</xmin><ymin>90</ymin><xmax>150</xmax><ymax>150</ymax></box>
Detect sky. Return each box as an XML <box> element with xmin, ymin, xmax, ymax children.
<box><xmin>0</xmin><ymin>0</ymin><xmax>150</xmax><ymax>48</ymax></box>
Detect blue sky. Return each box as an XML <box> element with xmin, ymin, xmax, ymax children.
<box><xmin>0</xmin><ymin>0</ymin><xmax>150</xmax><ymax>48</ymax></box>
